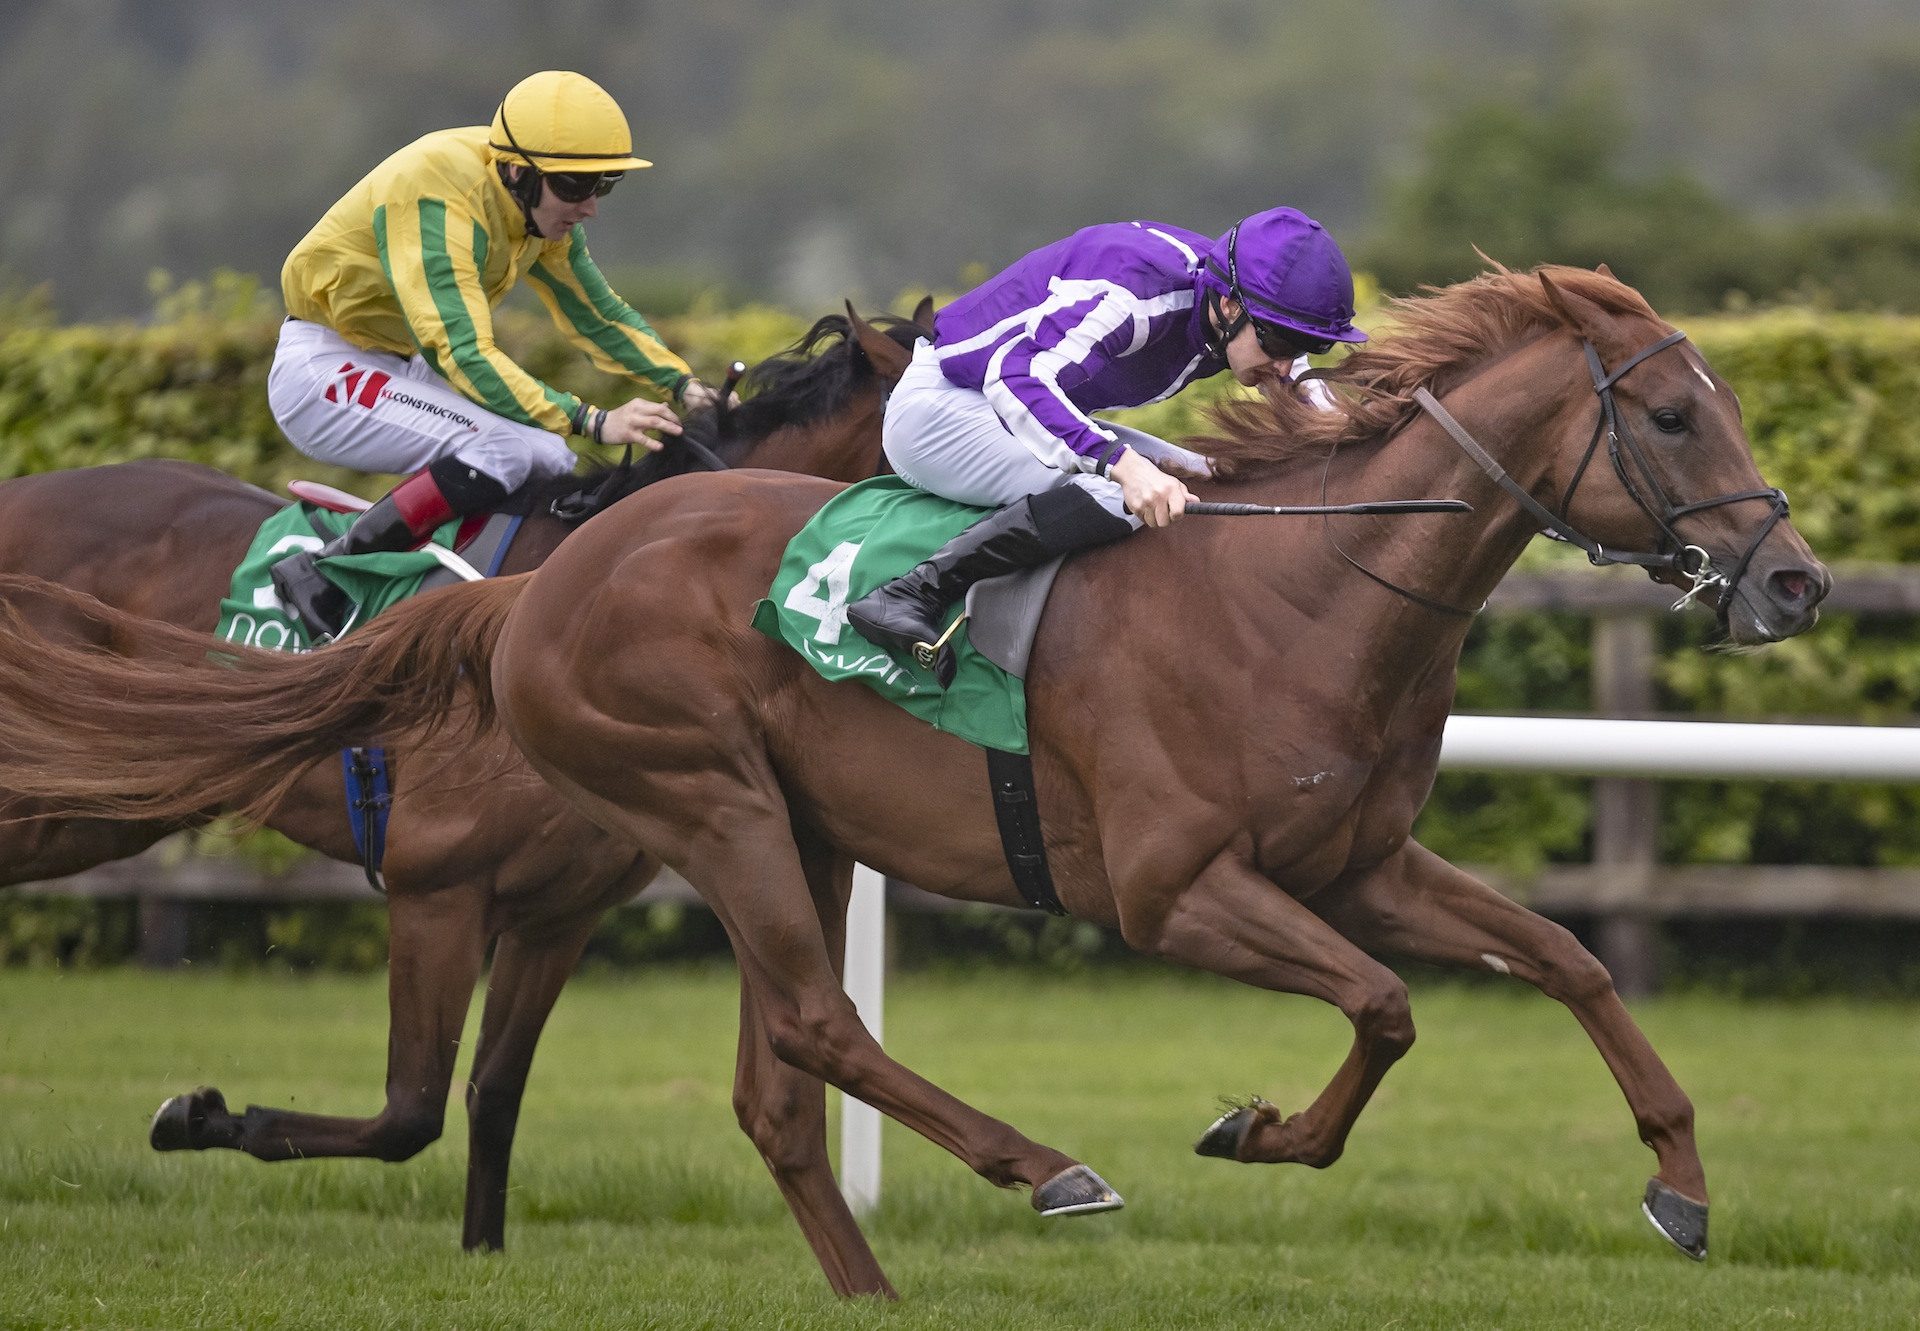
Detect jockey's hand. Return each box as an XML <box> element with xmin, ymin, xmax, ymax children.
<box><xmin>1111</xmin><ymin>448</ymin><xmax>1193</xmax><ymax>528</ymax></box>
<box><xmin>680</xmin><ymin>378</ymin><xmax>740</xmax><ymax>413</ymax></box>
<box><xmin>598</xmin><ymin>398</ymin><xmax>684</xmax><ymax>451</ymax></box>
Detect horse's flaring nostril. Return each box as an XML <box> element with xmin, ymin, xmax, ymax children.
<box><xmin>1768</xmin><ymin>569</ymin><xmax>1816</xmax><ymax>607</ymax></box>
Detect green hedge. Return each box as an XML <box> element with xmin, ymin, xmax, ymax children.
<box><xmin>0</xmin><ymin>272</ymin><xmax>822</xmax><ymax>494</ymax></box>
<box><xmin>5</xmin><ymin>284</ymin><xmax>1920</xmax><ymax>971</ymax></box>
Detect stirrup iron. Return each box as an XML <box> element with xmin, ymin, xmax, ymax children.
<box><xmin>913</xmin><ymin>612</ymin><xmax>970</xmax><ymax>671</ymax></box>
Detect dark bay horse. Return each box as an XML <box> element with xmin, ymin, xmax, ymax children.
<box><xmin>0</xmin><ymin>305</ymin><xmax>924</xmax><ymax>1252</ymax></box>
<box><xmin>0</xmin><ymin>267</ymin><xmax>1830</xmax><ymax>1296</ymax></box>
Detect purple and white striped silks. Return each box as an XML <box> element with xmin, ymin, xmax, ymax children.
<box><xmin>932</xmin><ymin>221</ymin><xmax>1228</xmax><ymax>476</ymax></box>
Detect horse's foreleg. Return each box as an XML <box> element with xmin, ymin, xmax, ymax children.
<box><xmin>1313</xmin><ymin>840</ymin><xmax>1707</xmax><ymax>1257</ymax></box>
<box><xmin>458</xmin><ymin>911</ymin><xmax>600</xmax><ymax>1252</ymax></box>
<box><xmin>1130</xmin><ymin>852</ymin><xmax>1416</xmax><ymax>1170</ymax></box>
<box><xmin>730</xmin><ymin>830</ymin><xmax>894</xmax><ymax>1298</ymax></box>
<box><xmin>152</xmin><ymin>885</ymin><xmax>488</xmax><ymax>1164</ymax></box>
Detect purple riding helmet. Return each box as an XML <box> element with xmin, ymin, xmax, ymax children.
<box><xmin>1196</xmin><ymin>206</ymin><xmax>1368</xmax><ymax>359</ymax></box>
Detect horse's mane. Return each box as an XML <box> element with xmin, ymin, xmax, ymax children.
<box><xmin>1194</xmin><ymin>262</ymin><xmax>1665</xmax><ymax>479</ymax></box>
<box><xmin>529</xmin><ymin>312</ymin><xmax>925</xmax><ymax>520</ymax></box>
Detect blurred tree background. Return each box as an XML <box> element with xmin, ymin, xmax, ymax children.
<box><xmin>2</xmin><ymin>0</ymin><xmax>1918</xmax><ymax>320</ymax></box>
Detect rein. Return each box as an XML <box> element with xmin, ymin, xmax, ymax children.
<box><xmin>548</xmin><ymin>363</ymin><xmax>747</xmax><ymax>524</ymax></box>
<box><xmin>1370</xmin><ymin>329</ymin><xmax>1787</xmax><ymax>618</ymax></box>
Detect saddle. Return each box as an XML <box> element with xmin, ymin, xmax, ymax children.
<box><xmin>286</xmin><ymin>480</ymin><xmax>518</xmax><ymax>592</ymax></box>
<box><xmin>753</xmin><ymin>477</ymin><xmax>1069</xmax><ymax>914</ymax></box>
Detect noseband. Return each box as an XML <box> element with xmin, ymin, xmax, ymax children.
<box><xmin>1412</xmin><ymin>329</ymin><xmax>1790</xmax><ymax>617</ymax></box>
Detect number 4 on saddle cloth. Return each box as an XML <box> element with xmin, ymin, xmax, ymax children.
<box><xmin>752</xmin><ymin>476</ymin><xmax>1067</xmax><ymax>913</ymax></box>
<box><xmin>212</xmin><ymin>485</ymin><xmax>526</xmax><ymax>892</ymax></box>
<box><xmin>752</xmin><ymin>476</ymin><xmax>1048</xmax><ymax>752</ymax></box>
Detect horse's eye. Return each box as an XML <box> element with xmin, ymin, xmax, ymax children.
<box><xmin>1652</xmin><ymin>408</ymin><xmax>1687</xmax><ymax>434</ymax></box>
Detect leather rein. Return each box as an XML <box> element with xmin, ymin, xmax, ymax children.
<box><xmin>1343</xmin><ymin>328</ymin><xmax>1788</xmax><ymax>619</ymax></box>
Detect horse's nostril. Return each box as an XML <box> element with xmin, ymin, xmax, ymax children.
<box><xmin>1768</xmin><ymin>568</ymin><xmax>1823</xmax><ymax>607</ymax></box>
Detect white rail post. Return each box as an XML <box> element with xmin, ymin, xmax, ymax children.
<box><xmin>839</xmin><ymin>863</ymin><xmax>886</xmax><ymax>1215</ymax></box>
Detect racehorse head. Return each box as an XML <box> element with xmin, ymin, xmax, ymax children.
<box><xmin>1205</xmin><ymin>262</ymin><xmax>1829</xmax><ymax>645</ymax></box>
<box><xmin>1521</xmin><ymin>265</ymin><xmax>1828</xmax><ymax>642</ymax></box>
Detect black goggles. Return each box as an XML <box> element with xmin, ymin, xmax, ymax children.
<box><xmin>1223</xmin><ymin>221</ymin><xmax>1337</xmax><ymax>360</ymax></box>
<box><xmin>544</xmin><ymin>171</ymin><xmax>623</xmax><ymax>203</ymax></box>
<box><xmin>1250</xmin><ymin>318</ymin><xmax>1335</xmax><ymax>360</ymax></box>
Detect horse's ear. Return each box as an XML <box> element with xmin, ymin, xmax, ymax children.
<box><xmin>1537</xmin><ymin>270</ymin><xmax>1591</xmax><ymax>337</ymax></box>
<box><xmin>1595</xmin><ymin>262</ymin><xmax>1616</xmax><ymax>280</ymax></box>
<box><xmin>845</xmin><ymin>300</ymin><xmax>913</xmax><ymax>384</ymax></box>
<box><xmin>911</xmin><ymin>294</ymin><xmax>937</xmax><ymax>333</ymax></box>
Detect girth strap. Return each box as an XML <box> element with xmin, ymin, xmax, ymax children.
<box><xmin>984</xmin><ymin>747</ymin><xmax>1066</xmax><ymax>915</ymax></box>
<box><xmin>342</xmin><ymin>745</ymin><xmax>393</xmax><ymax>894</ymax></box>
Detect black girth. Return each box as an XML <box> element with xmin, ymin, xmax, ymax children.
<box><xmin>985</xmin><ymin>747</ymin><xmax>1066</xmax><ymax>915</ymax></box>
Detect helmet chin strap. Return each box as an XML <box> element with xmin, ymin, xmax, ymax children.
<box><xmin>498</xmin><ymin>163</ymin><xmax>546</xmax><ymax>238</ymax></box>
<box><xmin>1202</xmin><ymin>288</ymin><xmax>1246</xmax><ymax>361</ymax></box>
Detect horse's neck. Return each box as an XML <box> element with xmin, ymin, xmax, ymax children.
<box><xmin>497</xmin><ymin>513</ymin><xmax>571</xmax><ymax>575</ymax></box>
<box><xmin>1216</xmin><ymin>344</ymin><xmax>1576</xmax><ymax>676</ymax></box>
<box><xmin>738</xmin><ymin>407</ymin><xmax>886</xmax><ymax>484</ymax></box>
<box><xmin>498</xmin><ymin>398</ymin><xmax>888</xmax><ymax>575</ymax></box>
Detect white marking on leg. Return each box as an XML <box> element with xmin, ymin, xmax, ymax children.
<box><xmin>1293</xmin><ymin>771</ymin><xmax>1331</xmax><ymax>789</ymax></box>
<box><xmin>1481</xmin><ymin>952</ymin><xmax>1511</xmax><ymax>974</ymax></box>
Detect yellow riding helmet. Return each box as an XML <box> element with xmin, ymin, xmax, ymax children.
<box><xmin>488</xmin><ymin>71</ymin><xmax>651</xmax><ymax>173</ymax></box>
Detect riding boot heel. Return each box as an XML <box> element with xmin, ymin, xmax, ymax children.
<box><xmin>845</xmin><ymin>564</ymin><xmax>946</xmax><ymax>657</ymax></box>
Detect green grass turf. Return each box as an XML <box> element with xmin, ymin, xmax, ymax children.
<box><xmin>1</xmin><ymin>965</ymin><xmax>1915</xmax><ymax>1328</ymax></box>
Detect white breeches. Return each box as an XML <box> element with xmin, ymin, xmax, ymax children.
<box><xmin>267</xmin><ymin>319</ymin><xmax>578</xmax><ymax>490</ymax></box>
<box><xmin>880</xmin><ymin>340</ymin><xmax>1212</xmax><ymax>529</ymax></box>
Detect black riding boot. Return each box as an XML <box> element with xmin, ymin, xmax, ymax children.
<box><xmin>268</xmin><ymin>495</ymin><xmax>419</xmax><ymax>643</ymax></box>
<box><xmin>268</xmin><ymin>460</ymin><xmax>503</xmax><ymax>643</ymax></box>
<box><xmin>846</xmin><ymin>484</ymin><xmax>1133</xmax><ymax>686</ymax></box>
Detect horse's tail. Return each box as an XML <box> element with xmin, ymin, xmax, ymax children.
<box><xmin>0</xmin><ymin>573</ymin><xmax>528</xmax><ymax>825</ymax></box>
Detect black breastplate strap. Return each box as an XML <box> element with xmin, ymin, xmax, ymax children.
<box><xmin>985</xmin><ymin>747</ymin><xmax>1066</xmax><ymax>915</ymax></box>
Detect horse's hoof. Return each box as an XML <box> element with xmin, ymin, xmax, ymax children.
<box><xmin>1642</xmin><ymin>1178</ymin><xmax>1709</xmax><ymax>1260</ymax></box>
<box><xmin>1032</xmin><ymin>1164</ymin><xmax>1124</xmax><ymax>1217</ymax></box>
<box><xmin>150</xmin><ymin>1087</ymin><xmax>228</xmax><ymax>1151</ymax></box>
<box><xmin>1194</xmin><ymin>1105</ymin><xmax>1257</xmax><ymax>1160</ymax></box>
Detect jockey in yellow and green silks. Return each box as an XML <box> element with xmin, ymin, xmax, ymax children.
<box><xmin>267</xmin><ymin>70</ymin><xmax>725</xmax><ymax>641</ymax></box>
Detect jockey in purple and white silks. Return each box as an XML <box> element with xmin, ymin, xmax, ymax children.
<box><xmin>847</xmin><ymin>206</ymin><xmax>1368</xmax><ymax>686</ymax></box>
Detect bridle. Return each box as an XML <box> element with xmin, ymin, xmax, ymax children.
<box><xmin>1396</xmin><ymin>328</ymin><xmax>1789</xmax><ymax>618</ymax></box>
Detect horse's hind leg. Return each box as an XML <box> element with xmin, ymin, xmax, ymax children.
<box><xmin>152</xmin><ymin>884</ymin><xmax>488</xmax><ymax>1165</ymax></box>
<box><xmin>1313</xmin><ymin>840</ymin><xmax>1708</xmax><ymax>1259</ymax></box>
<box><xmin>677</xmin><ymin>789</ymin><xmax>1105</xmax><ymax>1216</ymax></box>
<box><xmin>458</xmin><ymin>910</ymin><xmax>601</xmax><ymax>1252</ymax></box>
<box><xmin>731</xmin><ymin>829</ymin><xmax>894</xmax><ymax>1298</ymax></box>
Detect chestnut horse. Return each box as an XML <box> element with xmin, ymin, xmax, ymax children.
<box><xmin>0</xmin><ymin>305</ymin><xmax>924</xmax><ymax>1252</ymax></box>
<box><xmin>0</xmin><ymin>267</ymin><xmax>1829</xmax><ymax>1296</ymax></box>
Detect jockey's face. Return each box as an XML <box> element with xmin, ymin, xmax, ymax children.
<box><xmin>532</xmin><ymin>175</ymin><xmax>599</xmax><ymax>236</ymax></box>
<box><xmin>506</xmin><ymin>166</ymin><xmax>602</xmax><ymax>237</ymax></box>
<box><xmin>1220</xmin><ymin>300</ymin><xmax>1296</xmax><ymax>387</ymax></box>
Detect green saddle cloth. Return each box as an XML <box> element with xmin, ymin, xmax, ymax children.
<box><xmin>214</xmin><ymin>502</ymin><xmax>463</xmax><ymax>653</ymax></box>
<box><xmin>751</xmin><ymin>476</ymin><xmax>1028</xmax><ymax>753</ymax></box>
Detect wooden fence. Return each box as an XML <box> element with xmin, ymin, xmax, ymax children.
<box><xmin>13</xmin><ymin>561</ymin><xmax>1920</xmax><ymax>991</ymax></box>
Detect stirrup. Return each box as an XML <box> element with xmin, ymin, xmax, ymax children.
<box><xmin>911</xmin><ymin>613</ymin><xmax>971</xmax><ymax>672</ymax></box>
<box><xmin>270</xmin><ymin>552</ymin><xmax>353</xmax><ymax>643</ymax></box>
